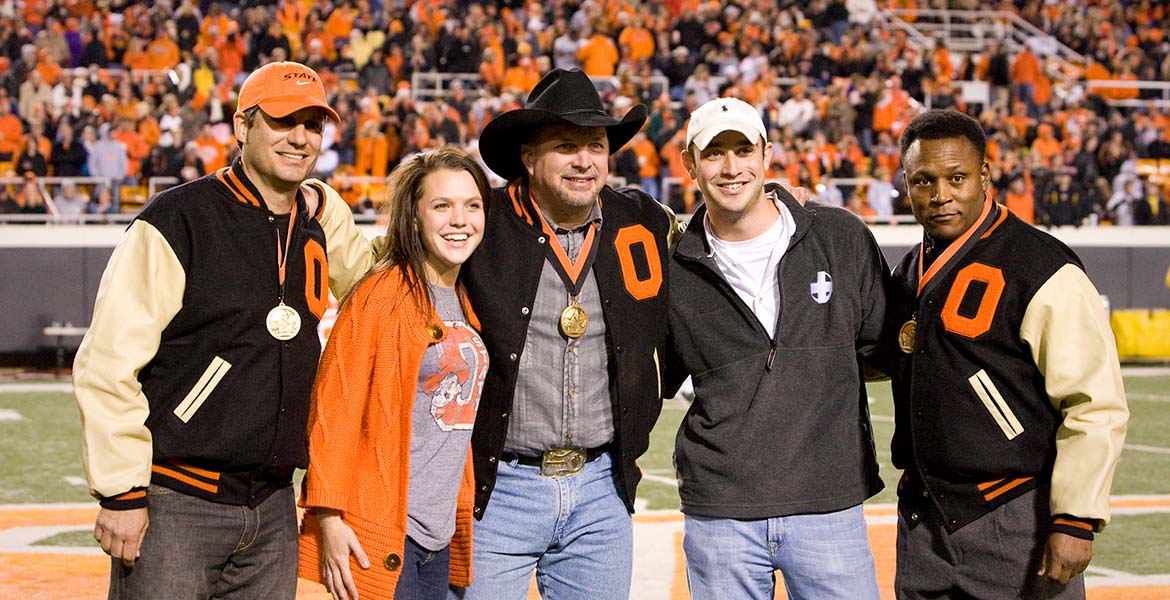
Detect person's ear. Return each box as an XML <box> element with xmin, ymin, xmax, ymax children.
<box><xmin>233</xmin><ymin>111</ymin><xmax>248</xmax><ymax>145</ymax></box>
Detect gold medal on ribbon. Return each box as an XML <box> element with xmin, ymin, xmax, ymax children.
<box><xmin>559</xmin><ymin>300</ymin><xmax>589</xmax><ymax>339</ymax></box>
<box><xmin>897</xmin><ymin>318</ymin><xmax>917</xmax><ymax>354</ymax></box>
<box><xmin>266</xmin><ymin>302</ymin><xmax>302</xmax><ymax>341</ymax></box>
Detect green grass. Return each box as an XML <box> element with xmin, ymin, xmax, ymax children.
<box><xmin>33</xmin><ymin>530</ymin><xmax>96</xmax><ymax>548</ymax></box>
<box><xmin>0</xmin><ymin>392</ymin><xmax>91</xmax><ymax>504</ymax></box>
<box><xmin>1094</xmin><ymin>513</ymin><xmax>1170</xmax><ymax>575</ymax></box>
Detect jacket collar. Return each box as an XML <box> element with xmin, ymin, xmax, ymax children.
<box><xmin>504</xmin><ymin>177</ymin><xmax>604</xmax><ymax>233</ymax></box>
<box><xmin>675</xmin><ymin>182</ymin><xmax>812</xmax><ymax>262</ymax></box>
<box><xmin>214</xmin><ymin>157</ymin><xmax>306</xmax><ymax>213</ymax></box>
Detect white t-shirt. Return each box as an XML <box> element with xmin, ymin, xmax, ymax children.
<box><xmin>703</xmin><ymin>192</ymin><xmax>796</xmax><ymax>338</ymax></box>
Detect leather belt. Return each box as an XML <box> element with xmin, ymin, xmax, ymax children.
<box><xmin>501</xmin><ymin>444</ymin><xmax>611</xmax><ymax>478</ymax></box>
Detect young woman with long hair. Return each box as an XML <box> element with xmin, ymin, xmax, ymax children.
<box><xmin>299</xmin><ymin>147</ymin><xmax>491</xmax><ymax>600</ymax></box>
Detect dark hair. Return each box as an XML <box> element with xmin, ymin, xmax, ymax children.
<box><xmin>241</xmin><ymin>105</ymin><xmax>262</xmax><ymax>127</ymax></box>
<box><xmin>899</xmin><ymin>109</ymin><xmax>987</xmax><ymax>160</ymax></box>
<box><xmin>350</xmin><ymin>146</ymin><xmax>492</xmax><ymax>318</ymax></box>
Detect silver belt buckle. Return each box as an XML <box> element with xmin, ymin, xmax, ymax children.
<box><xmin>541</xmin><ymin>447</ymin><xmax>586</xmax><ymax>478</ymax></box>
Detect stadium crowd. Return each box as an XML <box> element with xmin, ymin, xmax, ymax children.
<box><xmin>0</xmin><ymin>0</ymin><xmax>1167</xmax><ymax>225</ymax></box>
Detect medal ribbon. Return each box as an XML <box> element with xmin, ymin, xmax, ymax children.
<box><xmin>274</xmin><ymin>202</ymin><xmax>298</xmax><ymax>300</ymax></box>
<box><xmin>914</xmin><ymin>195</ymin><xmax>998</xmax><ymax>299</ymax></box>
<box><xmin>509</xmin><ymin>181</ymin><xmax>601</xmax><ymax>297</ymax></box>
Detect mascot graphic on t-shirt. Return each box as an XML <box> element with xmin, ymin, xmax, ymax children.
<box><xmin>423</xmin><ymin>326</ymin><xmax>487</xmax><ymax>431</ymax></box>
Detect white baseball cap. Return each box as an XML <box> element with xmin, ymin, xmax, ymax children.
<box><xmin>685</xmin><ymin>98</ymin><xmax>767</xmax><ymax>151</ymax></box>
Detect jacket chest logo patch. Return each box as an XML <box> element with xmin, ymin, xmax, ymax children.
<box><xmin>810</xmin><ymin>271</ymin><xmax>833</xmax><ymax>304</ymax></box>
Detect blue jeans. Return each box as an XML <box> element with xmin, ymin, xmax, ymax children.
<box><xmin>108</xmin><ymin>484</ymin><xmax>298</xmax><ymax>600</ymax></box>
<box><xmin>683</xmin><ymin>504</ymin><xmax>879</xmax><ymax>600</ymax></box>
<box><xmin>395</xmin><ymin>536</ymin><xmax>451</xmax><ymax>600</ymax></box>
<box><xmin>449</xmin><ymin>452</ymin><xmax>632</xmax><ymax>600</ymax></box>
<box><xmin>639</xmin><ymin>176</ymin><xmax>660</xmax><ymax>201</ymax></box>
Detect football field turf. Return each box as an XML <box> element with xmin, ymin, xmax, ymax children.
<box><xmin>1</xmin><ymin>370</ymin><xmax>1167</xmax><ymax>599</ymax></box>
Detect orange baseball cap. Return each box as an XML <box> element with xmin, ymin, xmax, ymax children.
<box><xmin>236</xmin><ymin>61</ymin><xmax>340</xmax><ymax>122</ymax></box>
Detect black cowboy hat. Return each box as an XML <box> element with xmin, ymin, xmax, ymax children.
<box><xmin>478</xmin><ymin>68</ymin><xmax>647</xmax><ymax>181</ymax></box>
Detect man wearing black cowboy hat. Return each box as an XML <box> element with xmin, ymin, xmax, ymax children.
<box><xmin>450</xmin><ymin>67</ymin><xmax>674</xmax><ymax>598</ymax></box>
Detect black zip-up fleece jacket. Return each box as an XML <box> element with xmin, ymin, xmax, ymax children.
<box><xmin>462</xmin><ymin>183</ymin><xmax>673</xmax><ymax>517</ymax></box>
<box><xmin>664</xmin><ymin>184</ymin><xmax>889</xmax><ymax>519</ymax></box>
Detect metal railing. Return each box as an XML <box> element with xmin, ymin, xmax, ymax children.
<box><xmin>410</xmin><ymin>72</ymin><xmax>675</xmax><ymax>104</ymax></box>
<box><xmin>881</xmin><ymin>8</ymin><xmax>1085</xmax><ymax>81</ymax></box>
<box><xmin>410</xmin><ymin>73</ymin><xmax>491</xmax><ymax>101</ymax></box>
<box><xmin>147</xmin><ymin>177</ymin><xmax>181</xmax><ymax>197</ymax></box>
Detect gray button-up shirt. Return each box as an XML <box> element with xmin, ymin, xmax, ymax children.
<box><xmin>503</xmin><ymin>203</ymin><xmax>614</xmax><ymax>454</ymax></box>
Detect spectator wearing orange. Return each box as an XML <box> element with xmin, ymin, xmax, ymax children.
<box><xmin>1005</xmin><ymin>172</ymin><xmax>1036</xmax><ymax>224</ymax></box>
<box><xmin>1031</xmin><ymin>123</ymin><xmax>1063</xmax><ymax>168</ymax></box>
<box><xmin>136</xmin><ymin>101</ymin><xmax>162</xmax><ymax>148</ymax></box>
<box><xmin>577</xmin><ymin>25</ymin><xmax>620</xmax><ymax>76</ymax></box>
<box><xmin>112</xmin><ymin>117</ymin><xmax>149</xmax><ymax>180</ymax></box>
<box><xmin>501</xmin><ymin>55</ymin><xmax>541</xmax><ymax>95</ymax></box>
<box><xmin>1010</xmin><ymin>43</ymin><xmax>1042</xmax><ymax>115</ymax></box>
<box><xmin>0</xmin><ymin>100</ymin><xmax>25</xmax><ymax>161</ymax></box>
<box><xmin>121</xmin><ymin>37</ymin><xmax>151</xmax><ymax>70</ymax></box>
<box><xmin>192</xmin><ymin>123</ymin><xmax>227</xmax><ymax>173</ymax></box>
<box><xmin>661</xmin><ymin>128</ymin><xmax>695</xmax><ymax>211</ymax></box>
<box><xmin>215</xmin><ymin>26</ymin><xmax>248</xmax><ymax>83</ymax></box>
<box><xmin>114</xmin><ymin>80</ymin><xmax>139</xmax><ymax>120</ymax></box>
<box><xmin>872</xmin><ymin>130</ymin><xmax>901</xmax><ymax>176</ymax></box>
<box><xmin>302</xmin><ymin>21</ymin><xmax>338</xmax><ymax>64</ymax></box>
<box><xmin>929</xmin><ymin>35</ymin><xmax>954</xmax><ymax>81</ymax></box>
<box><xmin>34</xmin><ymin>48</ymin><xmax>64</xmax><ymax>86</ymax></box>
<box><xmin>478</xmin><ymin>47</ymin><xmax>504</xmax><ymax>91</ymax></box>
<box><xmin>324</xmin><ymin>3</ymin><xmax>357</xmax><ymax>44</ymax></box>
<box><xmin>276</xmin><ymin>0</ymin><xmax>307</xmax><ymax>57</ymax></box>
<box><xmin>146</xmin><ymin>29</ymin><xmax>181</xmax><ymax>70</ymax></box>
<box><xmin>618</xmin><ymin>16</ymin><xmax>655</xmax><ymax>65</ymax></box>
<box><xmin>355</xmin><ymin>120</ymin><xmax>390</xmax><ymax>179</ymax></box>
<box><xmin>872</xmin><ymin>76</ymin><xmax>913</xmax><ymax>136</ymax></box>
<box><xmin>628</xmin><ymin>130</ymin><xmax>661</xmax><ymax>198</ymax></box>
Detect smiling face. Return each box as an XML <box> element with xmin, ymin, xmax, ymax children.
<box><xmin>683</xmin><ymin>129</ymin><xmax>775</xmax><ymax>240</ymax></box>
<box><xmin>417</xmin><ymin>168</ymin><xmax>486</xmax><ymax>288</ymax></box>
<box><xmin>902</xmin><ymin>137</ymin><xmax>990</xmax><ymax>242</ymax></box>
<box><xmin>235</xmin><ymin>106</ymin><xmax>325</xmax><ymax>201</ymax></box>
<box><xmin>521</xmin><ymin>123</ymin><xmax>609</xmax><ymax>227</ymax></box>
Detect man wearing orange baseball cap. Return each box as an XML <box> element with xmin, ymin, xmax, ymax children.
<box><xmin>74</xmin><ymin>61</ymin><xmax>366</xmax><ymax>599</ymax></box>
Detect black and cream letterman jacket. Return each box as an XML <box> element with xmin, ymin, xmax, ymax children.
<box><xmin>663</xmin><ymin>183</ymin><xmax>889</xmax><ymax>519</ymax></box>
<box><xmin>885</xmin><ymin>199</ymin><xmax>1128</xmax><ymax>536</ymax></box>
<box><xmin>74</xmin><ymin>159</ymin><xmax>336</xmax><ymax>510</ymax></box>
<box><xmin>461</xmin><ymin>181</ymin><xmax>673</xmax><ymax>517</ymax></box>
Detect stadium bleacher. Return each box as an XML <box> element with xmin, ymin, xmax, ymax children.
<box><xmin>0</xmin><ymin>0</ymin><xmax>1166</xmax><ymax>226</ymax></box>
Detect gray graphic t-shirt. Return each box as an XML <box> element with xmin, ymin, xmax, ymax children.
<box><xmin>406</xmin><ymin>285</ymin><xmax>488</xmax><ymax>551</ymax></box>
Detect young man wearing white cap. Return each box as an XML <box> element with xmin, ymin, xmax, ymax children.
<box><xmin>661</xmin><ymin>97</ymin><xmax>889</xmax><ymax>599</ymax></box>
<box><xmin>73</xmin><ymin>61</ymin><xmax>363</xmax><ymax>599</ymax></box>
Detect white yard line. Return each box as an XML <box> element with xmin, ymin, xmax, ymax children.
<box><xmin>1120</xmin><ymin>367</ymin><xmax>1170</xmax><ymax>377</ymax></box>
<box><xmin>0</xmin><ymin>502</ymin><xmax>96</xmax><ymax>510</ymax></box>
<box><xmin>0</xmin><ymin>409</ymin><xmax>22</xmax><ymax>421</ymax></box>
<box><xmin>1086</xmin><ymin>574</ymin><xmax>1170</xmax><ymax>588</ymax></box>
<box><xmin>0</xmin><ymin>382</ymin><xmax>73</xmax><ymax>393</ymax></box>
<box><xmin>640</xmin><ymin>473</ymin><xmax>679</xmax><ymax>487</ymax></box>
<box><xmin>1128</xmin><ymin>393</ymin><xmax>1170</xmax><ymax>402</ymax></box>
<box><xmin>1087</xmin><ymin>565</ymin><xmax>1135</xmax><ymax>578</ymax></box>
<box><xmin>0</xmin><ymin>525</ymin><xmax>101</xmax><ymax>555</ymax></box>
<box><xmin>1125</xmin><ymin>443</ymin><xmax>1170</xmax><ymax>455</ymax></box>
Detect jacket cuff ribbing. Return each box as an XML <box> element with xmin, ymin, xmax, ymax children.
<box><xmin>1050</xmin><ymin>514</ymin><xmax>1096</xmax><ymax>541</ymax></box>
<box><xmin>99</xmin><ymin>487</ymin><xmax>148</xmax><ymax>510</ymax></box>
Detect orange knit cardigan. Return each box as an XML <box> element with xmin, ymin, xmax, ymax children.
<box><xmin>298</xmin><ymin>269</ymin><xmax>479</xmax><ymax>598</ymax></box>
